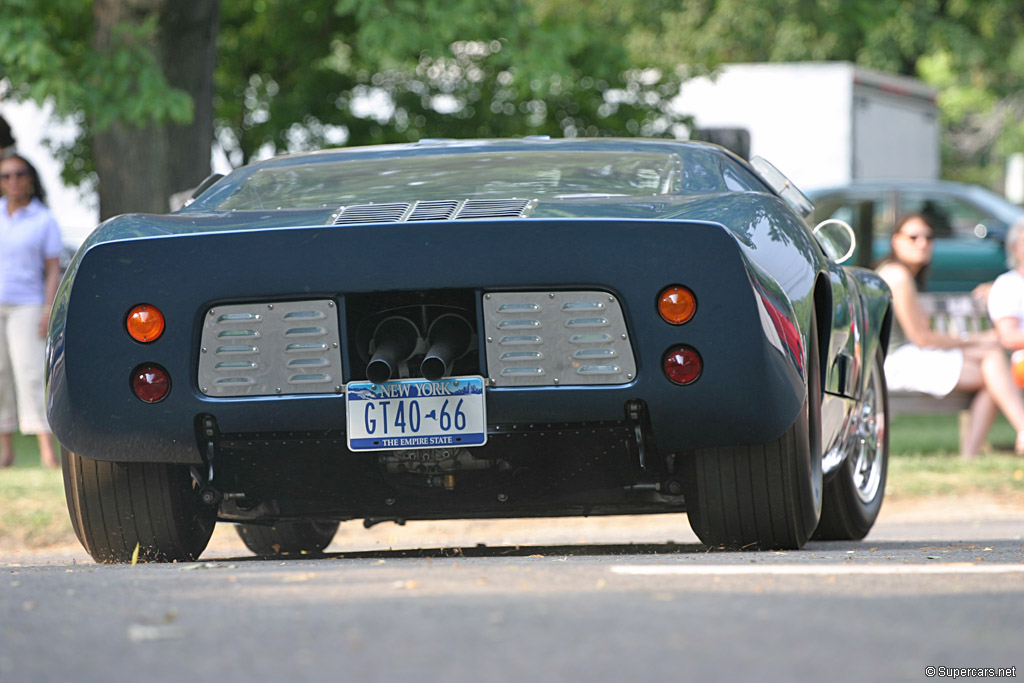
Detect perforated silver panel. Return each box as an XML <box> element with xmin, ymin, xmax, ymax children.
<box><xmin>482</xmin><ymin>291</ymin><xmax>636</xmax><ymax>386</ymax></box>
<box><xmin>198</xmin><ymin>300</ymin><xmax>343</xmax><ymax>397</ymax></box>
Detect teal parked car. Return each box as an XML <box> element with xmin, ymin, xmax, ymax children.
<box><xmin>807</xmin><ymin>180</ymin><xmax>1023</xmax><ymax>292</ymax></box>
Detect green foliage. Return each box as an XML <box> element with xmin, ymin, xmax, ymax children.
<box><xmin>5</xmin><ymin>0</ymin><xmax>1024</xmax><ymax>194</ymax></box>
<box><xmin>0</xmin><ymin>0</ymin><xmax>193</xmax><ymax>187</ymax></box>
<box><xmin>215</xmin><ymin>0</ymin><xmax>686</xmax><ymax>164</ymax></box>
<box><xmin>0</xmin><ymin>1</ymin><xmax>191</xmax><ymax>126</ymax></box>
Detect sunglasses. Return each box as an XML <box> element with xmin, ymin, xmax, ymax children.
<box><xmin>0</xmin><ymin>169</ymin><xmax>30</xmax><ymax>181</ymax></box>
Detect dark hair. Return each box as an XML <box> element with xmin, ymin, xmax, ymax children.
<box><xmin>872</xmin><ymin>211</ymin><xmax>937</xmax><ymax>290</ymax></box>
<box><xmin>876</xmin><ymin>212</ymin><xmax>933</xmax><ymax>291</ymax></box>
<box><xmin>0</xmin><ymin>114</ymin><xmax>14</xmax><ymax>149</ymax></box>
<box><xmin>0</xmin><ymin>153</ymin><xmax>47</xmax><ymax>205</ymax></box>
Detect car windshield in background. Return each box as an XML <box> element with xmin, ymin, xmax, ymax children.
<box><xmin>211</xmin><ymin>148</ymin><xmax>762</xmax><ymax>211</ymax></box>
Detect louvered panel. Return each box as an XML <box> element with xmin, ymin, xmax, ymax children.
<box><xmin>456</xmin><ymin>198</ymin><xmax>533</xmax><ymax>219</ymax></box>
<box><xmin>332</xmin><ymin>203</ymin><xmax>410</xmax><ymax>224</ymax></box>
<box><xmin>330</xmin><ymin>198</ymin><xmax>533</xmax><ymax>224</ymax></box>
<box><xmin>408</xmin><ymin>200</ymin><xmax>460</xmax><ymax>221</ymax></box>
<box><xmin>198</xmin><ymin>300</ymin><xmax>343</xmax><ymax>397</ymax></box>
<box><xmin>482</xmin><ymin>291</ymin><xmax>636</xmax><ymax>387</ymax></box>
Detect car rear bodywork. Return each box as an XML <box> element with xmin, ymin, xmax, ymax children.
<box><xmin>47</xmin><ymin>138</ymin><xmax>892</xmax><ymax>559</ymax></box>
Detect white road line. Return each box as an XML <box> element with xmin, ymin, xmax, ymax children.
<box><xmin>611</xmin><ymin>564</ymin><xmax>1024</xmax><ymax>576</ymax></box>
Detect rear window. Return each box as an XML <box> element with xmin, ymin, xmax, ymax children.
<box><xmin>210</xmin><ymin>148</ymin><xmax>763</xmax><ymax>211</ymax></box>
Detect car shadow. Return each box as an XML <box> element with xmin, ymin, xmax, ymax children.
<box><xmin>206</xmin><ymin>537</ymin><xmax>1023</xmax><ymax>563</ymax></box>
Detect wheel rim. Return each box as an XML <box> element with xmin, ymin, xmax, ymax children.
<box><xmin>852</xmin><ymin>358</ymin><xmax>886</xmax><ymax>504</ymax></box>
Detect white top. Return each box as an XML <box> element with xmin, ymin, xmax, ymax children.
<box><xmin>987</xmin><ymin>269</ymin><xmax>1024</xmax><ymax>327</ymax></box>
<box><xmin>0</xmin><ymin>197</ymin><xmax>62</xmax><ymax>305</ymax></box>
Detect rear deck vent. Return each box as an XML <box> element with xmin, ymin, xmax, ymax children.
<box><xmin>408</xmin><ymin>200</ymin><xmax>460</xmax><ymax>221</ymax></box>
<box><xmin>333</xmin><ymin>198</ymin><xmax>533</xmax><ymax>224</ymax></box>
<box><xmin>455</xmin><ymin>199</ymin><xmax>533</xmax><ymax>219</ymax></box>
<box><xmin>333</xmin><ymin>203</ymin><xmax>410</xmax><ymax>224</ymax></box>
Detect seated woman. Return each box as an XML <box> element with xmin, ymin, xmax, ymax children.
<box><xmin>987</xmin><ymin>218</ymin><xmax>1024</xmax><ymax>390</ymax></box>
<box><xmin>877</xmin><ymin>213</ymin><xmax>1024</xmax><ymax>459</ymax></box>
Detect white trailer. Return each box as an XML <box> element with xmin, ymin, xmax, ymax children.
<box><xmin>674</xmin><ymin>62</ymin><xmax>940</xmax><ymax>191</ymax></box>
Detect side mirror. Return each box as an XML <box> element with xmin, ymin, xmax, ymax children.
<box><xmin>813</xmin><ymin>218</ymin><xmax>857</xmax><ymax>264</ymax></box>
<box><xmin>750</xmin><ymin>156</ymin><xmax>814</xmax><ymax>218</ymax></box>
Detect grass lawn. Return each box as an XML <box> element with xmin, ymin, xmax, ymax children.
<box><xmin>2</xmin><ymin>414</ymin><xmax>1023</xmax><ymax>549</ymax></box>
<box><xmin>0</xmin><ymin>433</ymin><xmax>71</xmax><ymax>548</ymax></box>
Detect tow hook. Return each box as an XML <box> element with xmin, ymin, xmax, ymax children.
<box><xmin>626</xmin><ymin>399</ymin><xmax>653</xmax><ymax>470</ymax></box>
<box><xmin>201</xmin><ymin>415</ymin><xmax>217</xmax><ymax>483</ymax></box>
<box><xmin>194</xmin><ymin>414</ymin><xmax>222</xmax><ymax>507</ymax></box>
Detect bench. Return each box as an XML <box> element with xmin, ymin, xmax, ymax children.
<box><xmin>887</xmin><ymin>292</ymin><xmax>990</xmax><ymax>451</ymax></box>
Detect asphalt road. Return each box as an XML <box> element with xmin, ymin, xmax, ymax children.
<box><xmin>2</xmin><ymin>503</ymin><xmax>1022</xmax><ymax>683</ymax></box>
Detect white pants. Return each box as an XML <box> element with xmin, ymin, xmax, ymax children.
<box><xmin>883</xmin><ymin>343</ymin><xmax>963</xmax><ymax>398</ymax></box>
<box><xmin>0</xmin><ymin>304</ymin><xmax>50</xmax><ymax>434</ymax></box>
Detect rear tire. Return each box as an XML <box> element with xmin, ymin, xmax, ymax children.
<box><xmin>813</xmin><ymin>347</ymin><xmax>888</xmax><ymax>540</ymax></box>
<box><xmin>235</xmin><ymin>521</ymin><xmax>340</xmax><ymax>557</ymax></box>
<box><xmin>62</xmin><ymin>448</ymin><xmax>216</xmax><ymax>563</ymax></box>
<box><xmin>683</xmin><ymin>312</ymin><xmax>823</xmax><ymax>550</ymax></box>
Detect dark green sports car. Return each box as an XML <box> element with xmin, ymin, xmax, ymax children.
<box><xmin>48</xmin><ymin>137</ymin><xmax>893</xmax><ymax>561</ymax></box>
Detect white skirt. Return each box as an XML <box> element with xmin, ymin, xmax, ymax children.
<box><xmin>883</xmin><ymin>344</ymin><xmax>963</xmax><ymax>398</ymax></box>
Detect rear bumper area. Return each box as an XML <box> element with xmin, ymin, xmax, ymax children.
<box><xmin>48</xmin><ymin>218</ymin><xmax>808</xmax><ymax>464</ymax></box>
<box><xmin>206</xmin><ymin>420</ymin><xmax>688</xmax><ymax>522</ymax></box>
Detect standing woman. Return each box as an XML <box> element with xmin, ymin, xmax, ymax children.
<box><xmin>0</xmin><ymin>154</ymin><xmax>62</xmax><ymax>468</ymax></box>
<box><xmin>877</xmin><ymin>212</ymin><xmax>1024</xmax><ymax>459</ymax></box>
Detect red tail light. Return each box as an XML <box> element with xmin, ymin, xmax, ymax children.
<box><xmin>663</xmin><ymin>346</ymin><xmax>702</xmax><ymax>385</ymax></box>
<box><xmin>131</xmin><ymin>364</ymin><xmax>170</xmax><ymax>403</ymax></box>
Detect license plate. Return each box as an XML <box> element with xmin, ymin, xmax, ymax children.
<box><xmin>345</xmin><ymin>376</ymin><xmax>487</xmax><ymax>451</ymax></box>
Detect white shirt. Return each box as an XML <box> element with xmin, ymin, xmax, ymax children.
<box><xmin>987</xmin><ymin>268</ymin><xmax>1024</xmax><ymax>327</ymax></box>
<box><xmin>0</xmin><ymin>196</ymin><xmax>63</xmax><ymax>305</ymax></box>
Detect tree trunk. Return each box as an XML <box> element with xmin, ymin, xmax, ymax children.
<box><xmin>92</xmin><ymin>0</ymin><xmax>220</xmax><ymax>220</ymax></box>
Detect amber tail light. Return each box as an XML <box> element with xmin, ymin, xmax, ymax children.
<box><xmin>126</xmin><ymin>304</ymin><xmax>165</xmax><ymax>343</ymax></box>
<box><xmin>658</xmin><ymin>286</ymin><xmax>696</xmax><ymax>325</ymax></box>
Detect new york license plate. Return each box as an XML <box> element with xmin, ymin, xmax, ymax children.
<box><xmin>345</xmin><ymin>376</ymin><xmax>487</xmax><ymax>451</ymax></box>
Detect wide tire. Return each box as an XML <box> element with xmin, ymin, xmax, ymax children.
<box><xmin>235</xmin><ymin>521</ymin><xmax>340</xmax><ymax>557</ymax></box>
<box><xmin>683</xmin><ymin>313</ymin><xmax>823</xmax><ymax>550</ymax></box>
<box><xmin>813</xmin><ymin>347</ymin><xmax>889</xmax><ymax>540</ymax></box>
<box><xmin>62</xmin><ymin>448</ymin><xmax>216</xmax><ymax>563</ymax></box>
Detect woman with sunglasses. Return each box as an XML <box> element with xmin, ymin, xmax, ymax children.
<box><xmin>0</xmin><ymin>154</ymin><xmax>62</xmax><ymax>468</ymax></box>
<box><xmin>877</xmin><ymin>212</ymin><xmax>1024</xmax><ymax>459</ymax></box>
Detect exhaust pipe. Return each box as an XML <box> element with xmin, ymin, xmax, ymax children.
<box><xmin>366</xmin><ymin>316</ymin><xmax>419</xmax><ymax>384</ymax></box>
<box><xmin>420</xmin><ymin>314</ymin><xmax>472</xmax><ymax>381</ymax></box>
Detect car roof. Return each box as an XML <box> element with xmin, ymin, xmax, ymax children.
<box><xmin>248</xmin><ymin>137</ymin><xmax>739</xmax><ymax>169</ymax></box>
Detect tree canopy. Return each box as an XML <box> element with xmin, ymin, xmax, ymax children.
<box><xmin>0</xmin><ymin>0</ymin><xmax>193</xmax><ymax>186</ymax></box>
<box><xmin>215</xmin><ymin>0</ymin><xmax>685</xmax><ymax>165</ymax></box>
<box><xmin>2</xmin><ymin>0</ymin><xmax>1024</xmax><ymax>214</ymax></box>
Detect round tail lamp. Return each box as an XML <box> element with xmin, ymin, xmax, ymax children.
<box><xmin>658</xmin><ymin>286</ymin><xmax>696</xmax><ymax>325</ymax></box>
<box><xmin>126</xmin><ymin>304</ymin><xmax>165</xmax><ymax>342</ymax></box>
<box><xmin>131</xmin><ymin>364</ymin><xmax>170</xmax><ymax>403</ymax></box>
<box><xmin>663</xmin><ymin>346</ymin><xmax>702</xmax><ymax>385</ymax></box>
